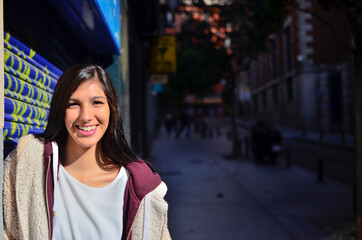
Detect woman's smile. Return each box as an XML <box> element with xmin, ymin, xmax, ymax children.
<box><xmin>77</xmin><ymin>125</ymin><xmax>98</xmax><ymax>136</ymax></box>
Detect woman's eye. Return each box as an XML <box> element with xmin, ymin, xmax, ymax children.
<box><xmin>93</xmin><ymin>101</ymin><xmax>104</xmax><ymax>105</ymax></box>
<box><xmin>67</xmin><ymin>102</ymin><xmax>79</xmax><ymax>108</ymax></box>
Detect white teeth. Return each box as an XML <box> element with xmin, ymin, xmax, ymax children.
<box><xmin>78</xmin><ymin>126</ymin><xmax>96</xmax><ymax>131</ymax></box>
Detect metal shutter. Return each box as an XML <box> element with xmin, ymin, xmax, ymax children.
<box><xmin>4</xmin><ymin>32</ymin><xmax>62</xmax><ymax>156</ymax></box>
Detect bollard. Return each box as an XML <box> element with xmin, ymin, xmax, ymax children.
<box><xmin>318</xmin><ymin>158</ymin><xmax>324</xmax><ymax>183</ymax></box>
<box><xmin>285</xmin><ymin>148</ymin><xmax>291</xmax><ymax>168</ymax></box>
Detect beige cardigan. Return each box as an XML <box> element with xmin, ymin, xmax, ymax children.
<box><xmin>3</xmin><ymin>135</ymin><xmax>171</xmax><ymax>240</ymax></box>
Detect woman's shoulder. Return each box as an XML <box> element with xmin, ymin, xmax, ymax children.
<box><xmin>125</xmin><ymin>159</ymin><xmax>158</xmax><ymax>177</ymax></box>
<box><xmin>6</xmin><ymin>134</ymin><xmax>44</xmax><ymax>163</ymax></box>
<box><xmin>17</xmin><ymin>134</ymin><xmax>44</xmax><ymax>153</ymax></box>
<box><xmin>125</xmin><ymin>159</ymin><xmax>163</xmax><ymax>199</ymax></box>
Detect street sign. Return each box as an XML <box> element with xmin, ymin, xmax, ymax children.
<box><xmin>150</xmin><ymin>35</ymin><xmax>177</xmax><ymax>73</ymax></box>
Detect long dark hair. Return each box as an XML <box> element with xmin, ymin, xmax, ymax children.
<box><xmin>36</xmin><ymin>64</ymin><xmax>138</xmax><ymax>166</ymax></box>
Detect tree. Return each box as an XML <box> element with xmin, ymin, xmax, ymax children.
<box><xmin>161</xmin><ymin>3</ymin><xmax>231</xmax><ymax>108</ymax></box>
<box><xmin>168</xmin><ymin>44</ymin><xmax>230</xmax><ymax>100</ymax></box>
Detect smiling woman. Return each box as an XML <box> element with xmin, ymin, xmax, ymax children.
<box><xmin>65</xmin><ymin>80</ymin><xmax>110</xmax><ymax>151</ymax></box>
<box><xmin>3</xmin><ymin>64</ymin><xmax>171</xmax><ymax>240</ymax></box>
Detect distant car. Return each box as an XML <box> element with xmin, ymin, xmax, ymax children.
<box><xmin>251</xmin><ymin>121</ymin><xmax>283</xmax><ymax>163</ymax></box>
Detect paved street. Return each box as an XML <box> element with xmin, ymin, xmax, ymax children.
<box><xmin>151</xmin><ymin>128</ymin><xmax>354</xmax><ymax>240</ymax></box>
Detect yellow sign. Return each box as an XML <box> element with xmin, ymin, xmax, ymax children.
<box><xmin>150</xmin><ymin>35</ymin><xmax>177</xmax><ymax>73</ymax></box>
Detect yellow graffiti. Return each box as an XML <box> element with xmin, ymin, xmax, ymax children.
<box><xmin>3</xmin><ymin>129</ymin><xmax>8</xmax><ymax>140</ymax></box>
<box><xmin>29</xmin><ymin>49</ymin><xmax>36</xmax><ymax>59</ymax></box>
<box><xmin>5</xmin><ymin>73</ymin><xmax>12</xmax><ymax>90</ymax></box>
<box><xmin>4</xmin><ymin>49</ymin><xmax>10</xmax><ymax>64</ymax></box>
<box><xmin>18</xmin><ymin>57</ymin><xmax>23</xmax><ymax>74</ymax></box>
<box><xmin>15</xmin><ymin>124</ymin><xmax>20</xmax><ymax>137</ymax></box>
<box><xmin>3</xmin><ymin>33</ymin><xmax>60</xmax><ymax>142</ymax></box>
<box><xmin>10</xmin><ymin>122</ymin><xmax>16</xmax><ymax>136</ymax></box>
<box><xmin>18</xmin><ymin>80</ymin><xmax>25</xmax><ymax>96</ymax></box>
<box><xmin>43</xmin><ymin>66</ymin><xmax>50</xmax><ymax>75</ymax></box>
<box><xmin>18</xmin><ymin>50</ymin><xmax>26</xmax><ymax>59</ymax></box>
<box><xmin>34</xmin><ymin>67</ymin><xmax>39</xmax><ymax>82</ymax></box>
<box><xmin>12</xmin><ymin>101</ymin><xmax>22</xmax><ymax>121</ymax></box>
<box><xmin>5</xmin><ymin>33</ymin><xmax>11</xmax><ymax>44</ymax></box>
<box><xmin>18</xmin><ymin>105</ymin><xmax>27</xmax><ymax>118</ymax></box>
<box><xmin>24</xmin><ymin>64</ymin><xmax>31</xmax><ymax>77</ymax></box>
<box><xmin>13</xmin><ymin>77</ymin><xmax>19</xmax><ymax>93</ymax></box>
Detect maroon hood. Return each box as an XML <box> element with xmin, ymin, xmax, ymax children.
<box><xmin>122</xmin><ymin>160</ymin><xmax>162</xmax><ymax>240</ymax></box>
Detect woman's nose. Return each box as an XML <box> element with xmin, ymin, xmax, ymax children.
<box><xmin>79</xmin><ymin>105</ymin><xmax>93</xmax><ymax>122</ymax></box>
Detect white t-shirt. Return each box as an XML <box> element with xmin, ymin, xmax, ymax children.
<box><xmin>52</xmin><ymin>164</ymin><xmax>129</xmax><ymax>240</ymax></box>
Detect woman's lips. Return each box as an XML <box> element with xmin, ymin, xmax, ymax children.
<box><xmin>77</xmin><ymin>125</ymin><xmax>98</xmax><ymax>136</ymax></box>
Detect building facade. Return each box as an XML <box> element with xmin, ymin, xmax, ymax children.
<box><xmin>240</xmin><ymin>0</ymin><xmax>354</xmax><ymax>134</ymax></box>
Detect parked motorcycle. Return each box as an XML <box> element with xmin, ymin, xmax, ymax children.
<box><xmin>251</xmin><ymin>121</ymin><xmax>283</xmax><ymax>163</ymax></box>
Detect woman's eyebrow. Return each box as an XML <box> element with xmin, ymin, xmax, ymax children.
<box><xmin>68</xmin><ymin>96</ymin><xmax>106</xmax><ymax>101</ymax></box>
<box><xmin>91</xmin><ymin>96</ymin><xmax>106</xmax><ymax>100</ymax></box>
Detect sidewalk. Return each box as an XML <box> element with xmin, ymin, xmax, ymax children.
<box><xmin>208</xmin><ymin>117</ymin><xmax>355</xmax><ymax>149</ymax></box>
<box><xmin>276</xmin><ymin>125</ymin><xmax>354</xmax><ymax>150</ymax></box>
<box><xmin>151</xmin><ymin>129</ymin><xmax>354</xmax><ymax>240</ymax></box>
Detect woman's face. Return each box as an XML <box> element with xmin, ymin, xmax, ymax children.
<box><xmin>64</xmin><ymin>79</ymin><xmax>110</xmax><ymax>150</ymax></box>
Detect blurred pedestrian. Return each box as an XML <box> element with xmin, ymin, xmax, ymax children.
<box><xmin>175</xmin><ymin>111</ymin><xmax>191</xmax><ymax>139</ymax></box>
<box><xmin>165</xmin><ymin>113</ymin><xmax>174</xmax><ymax>137</ymax></box>
<box><xmin>3</xmin><ymin>64</ymin><xmax>171</xmax><ymax>240</ymax></box>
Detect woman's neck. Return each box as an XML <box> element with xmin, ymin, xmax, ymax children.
<box><xmin>62</xmin><ymin>142</ymin><xmax>120</xmax><ymax>188</ymax></box>
<box><xmin>62</xmin><ymin>141</ymin><xmax>103</xmax><ymax>173</ymax></box>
